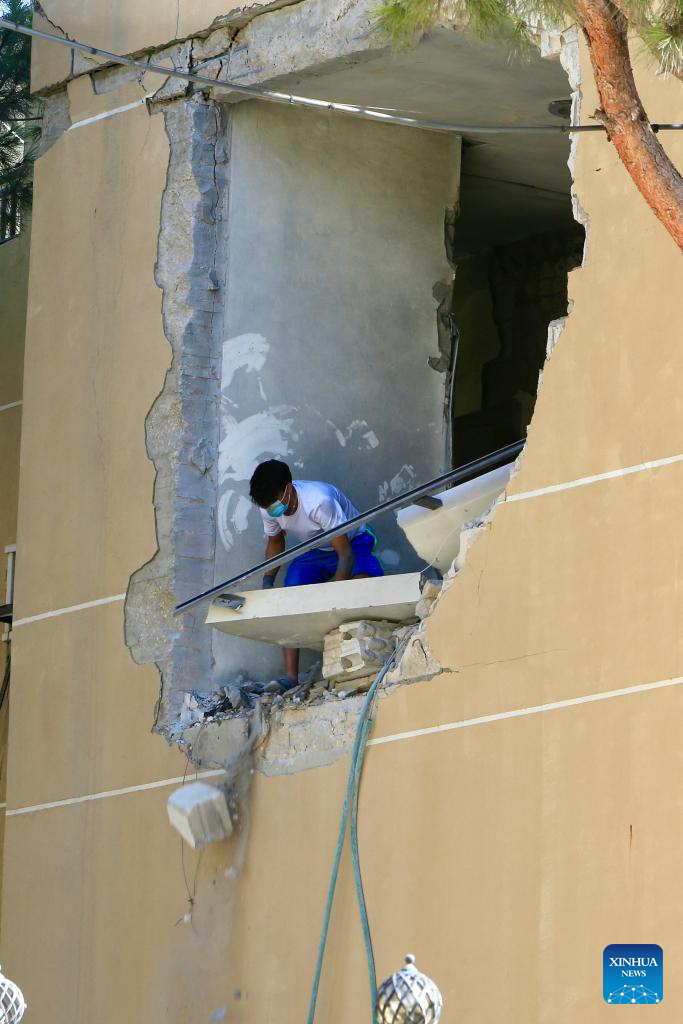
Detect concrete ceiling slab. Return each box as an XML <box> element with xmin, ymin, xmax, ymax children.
<box><xmin>246</xmin><ymin>27</ymin><xmax>576</xmax><ymax>249</ymax></box>
<box><xmin>272</xmin><ymin>29</ymin><xmax>573</xmax><ymax>191</ymax></box>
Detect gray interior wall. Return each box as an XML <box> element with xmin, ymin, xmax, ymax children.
<box><xmin>213</xmin><ymin>99</ymin><xmax>460</xmax><ymax>682</ymax></box>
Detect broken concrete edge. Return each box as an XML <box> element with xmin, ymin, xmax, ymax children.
<box><xmin>33</xmin><ymin>0</ymin><xmax>555</xmax><ymax>103</ymax></box>
<box><xmin>31</xmin><ymin>0</ymin><xmax>312</xmax><ymax>97</ymax></box>
<box><xmin>558</xmin><ymin>26</ymin><xmax>590</xmax><ymax>255</ymax></box>
<box><xmin>124</xmin><ymin>94</ymin><xmax>229</xmax><ymax>733</ymax></box>
<box><xmin>38</xmin><ymin>88</ymin><xmax>70</xmax><ymax>157</ymax></box>
<box><xmin>170</xmin><ymin>621</ymin><xmax>446</xmax><ymax>778</ymax></box>
<box><xmin>161</xmin><ymin>573</ymin><xmax>459</xmax><ymax>778</ymax></box>
<box><xmin>493</xmin><ymin>25</ymin><xmax>587</xmax><ymax>501</ymax></box>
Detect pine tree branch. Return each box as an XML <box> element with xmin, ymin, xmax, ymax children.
<box><xmin>576</xmin><ymin>0</ymin><xmax>683</xmax><ymax>248</ymax></box>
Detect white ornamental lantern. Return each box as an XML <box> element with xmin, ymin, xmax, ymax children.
<box><xmin>376</xmin><ymin>954</ymin><xmax>442</xmax><ymax>1024</ymax></box>
<box><xmin>0</xmin><ymin>966</ymin><xmax>26</xmax><ymax>1024</ymax></box>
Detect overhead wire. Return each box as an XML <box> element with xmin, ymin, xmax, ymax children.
<box><xmin>2</xmin><ymin>17</ymin><xmax>682</xmax><ymax>137</ymax></box>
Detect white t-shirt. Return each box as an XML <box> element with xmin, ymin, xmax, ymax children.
<box><xmin>260</xmin><ymin>480</ymin><xmax>361</xmax><ymax>549</ymax></box>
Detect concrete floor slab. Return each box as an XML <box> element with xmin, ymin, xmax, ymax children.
<box><xmin>206</xmin><ymin>572</ymin><xmax>421</xmax><ymax>648</ymax></box>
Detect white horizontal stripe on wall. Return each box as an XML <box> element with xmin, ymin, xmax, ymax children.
<box><xmin>68</xmin><ymin>96</ymin><xmax>151</xmax><ymax>131</ymax></box>
<box><xmin>12</xmin><ymin>593</ymin><xmax>126</xmax><ymax>628</ymax></box>
<box><xmin>8</xmin><ymin>677</ymin><xmax>683</xmax><ymax>815</ymax></box>
<box><xmin>506</xmin><ymin>452</ymin><xmax>683</xmax><ymax>503</ymax></box>
<box><xmin>369</xmin><ymin>674</ymin><xmax>683</xmax><ymax>748</ymax></box>
<box><xmin>6</xmin><ymin>769</ymin><xmax>225</xmax><ymax>817</ymax></box>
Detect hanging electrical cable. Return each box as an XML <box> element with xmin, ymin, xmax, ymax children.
<box><xmin>1</xmin><ymin>17</ymin><xmax>681</xmax><ymax>137</ymax></box>
<box><xmin>307</xmin><ymin>635</ymin><xmax>411</xmax><ymax>1024</ymax></box>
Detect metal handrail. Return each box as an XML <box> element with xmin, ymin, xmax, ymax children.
<box><xmin>174</xmin><ymin>439</ymin><xmax>525</xmax><ymax>615</ymax></box>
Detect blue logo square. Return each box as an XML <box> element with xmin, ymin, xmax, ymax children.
<box><xmin>604</xmin><ymin>944</ymin><xmax>663</xmax><ymax>1004</ymax></box>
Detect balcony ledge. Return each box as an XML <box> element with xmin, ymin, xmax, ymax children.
<box><xmin>206</xmin><ymin>572</ymin><xmax>422</xmax><ymax>649</ymax></box>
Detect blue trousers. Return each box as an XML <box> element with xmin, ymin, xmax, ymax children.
<box><xmin>284</xmin><ymin>529</ymin><xmax>383</xmax><ymax>587</ymax></box>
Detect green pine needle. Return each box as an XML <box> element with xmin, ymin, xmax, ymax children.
<box><xmin>376</xmin><ymin>0</ymin><xmax>683</xmax><ymax>78</ymax></box>
<box><xmin>0</xmin><ymin>0</ymin><xmax>37</xmax><ymax>219</ymax></box>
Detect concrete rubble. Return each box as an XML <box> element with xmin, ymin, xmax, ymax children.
<box><xmin>171</xmin><ymin>610</ymin><xmax>447</xmax><ymax>777</ymax></box>
<box><xmin>168</xmin><ymin>610</ymin><xmax>448</xmax><ymax>746</ymax></box>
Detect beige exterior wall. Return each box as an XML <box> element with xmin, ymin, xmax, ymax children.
<box><xmin>1</xmin><ymin>23</ymin><xmax>682</xmax><ymax>1024</ymax></box>
<box><xmin>0</xmin><ymin>226</ymin><xmax>28</xmax><ymax>551</ymax></box>
<box><xmin>0</xmin><ymin>223</ymin><xmax>30</xmax><ymax>928</ymax></box>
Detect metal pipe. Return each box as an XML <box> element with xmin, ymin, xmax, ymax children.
<box><xmin>174</xmin><ymin>439</ymin><xmax>525</xmax><ymax>614</ymax></box>
<box><xmin>3</xmin><ymin>19</ymin><xmax>681</xmax><ymax>136</ymax></box>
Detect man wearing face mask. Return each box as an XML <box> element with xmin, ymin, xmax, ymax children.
<box><xmin>249</xmin><ymin>459</ymin><xmax>384</xmax><ymax>689</ymax></box>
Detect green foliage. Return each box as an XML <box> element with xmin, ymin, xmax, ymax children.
<box><xmin>377</xmin><ymin>0</ymin><xmax>441</xmax><ymax>47</ymax></box>
<box><xmin>376</xmin><ymin>0</ymin><xmax>573</xmax><ymax>53</ymax></box>
<box><xmin>376</xmin><ymin>0</ymin><xmax>683</xmax><ymax>78</ymax></box>
<box><xmin>0</xmin><ymin>0</ymin><xmax>39</xmax><ymax>234</ymax></box>
<box><xmin>629</xmin><ymin>0</ymin><xmax>683</xmax><ymax>76</ymax></box>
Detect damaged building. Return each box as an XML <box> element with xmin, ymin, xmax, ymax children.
<box><xmin>123</xmin><ymin>6</ymin><xmax>586</xmax><ymax>754</ymax></box>
<box><xmin>0</xmin><ymin>0</ymin><xmax>682</xmax><ymax>1020</ymax></box>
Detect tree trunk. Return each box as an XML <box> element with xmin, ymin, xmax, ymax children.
<box><xmin>576</xmin><ymin>0</ymin><xmax>683</xmax><ymax>250</ymax></box>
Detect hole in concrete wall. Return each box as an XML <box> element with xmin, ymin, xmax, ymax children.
<box><xmin>448</xmin><ymin>141</ymin><xmax>589</xmax><ymax>468</ymax></box>
<box><xmin>448</xmin><ymin>142</ymin><xmax>585</xmax><ymax>468</ymax></box>
<box><xmin>133</xmin><ymin>19</ymin><xmax>588</xmax><ymax>777</ymax></box>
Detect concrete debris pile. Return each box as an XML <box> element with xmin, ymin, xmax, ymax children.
<box><xmin>171</xmin><ymin>616</ymin><xmax>430</xmax><ymax>738</ymax></box>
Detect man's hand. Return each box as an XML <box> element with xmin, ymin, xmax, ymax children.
<box><xmin>331</xmin><ymin>533</ymin><xmax>354</xmax><ymax>581</ymax></box>
<box><xmin>263</xmin><ymin>531</ymin><xmax>286</xmax><ymax>588</ymax></box>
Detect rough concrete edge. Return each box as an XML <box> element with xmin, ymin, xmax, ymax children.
<box><xmin>176</xmin><ymin>623</ymin><xmax>441</xmax><ymax>778</ymax></box>
<box><xmin>124</xmin><ymin>95</ymin><xmax>227</xmax><ymax>733</ymax></box>
<box><xmin>400</xmin><ymin>24</ymin><xmax>589</xmax><ymax>672</ymax></box>
<box><xmin>179</xmin><ymin>604</ymin><xmax>450</xmax><ymax>777</ymax></box>
<box><xmin>36</xmin><ymin>86</ymin><xmax>71</xmax><ymax>156</ymax></box>
<box><xmin>522</xmin><ymin>27</ymin><xmax>589</xmax><ymax>419</ymax></box>
<box><xmin>182</xmin><ymin>0</ymin><xmax>390</xmax><ymax>106</ymax></box>
<box><xmin>31</xmin><ymin>0</ymin><xmax>308</xmax><ymax>97</ymax></box>
<box><xmin>485</xmin><ymin>23</ymin><xmax>587</xmax><ymax>502</ymax></box>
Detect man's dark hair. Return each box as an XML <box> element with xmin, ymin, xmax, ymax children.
<box><xmin>249</xmin><ymin>459</ymin><xmax>293</xmax><ymax>508</ymax></box>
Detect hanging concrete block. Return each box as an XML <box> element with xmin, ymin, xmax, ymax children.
<box><xmin>322</xmin><ymin>620</ymin><xmax>398</xmax><ymax>683</ymax></box>
<box><xmin>166</xmin><ymin>781</ymin><xmax>233</xmax><ymax>848</ymax></box>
